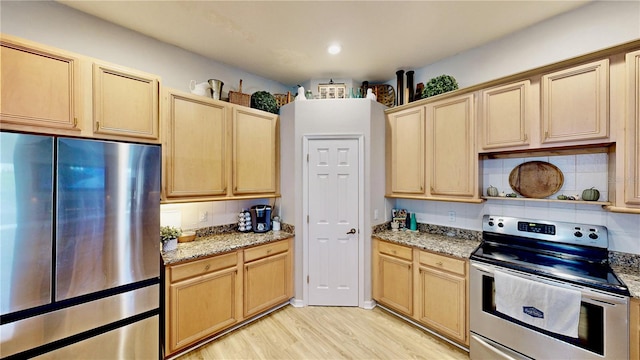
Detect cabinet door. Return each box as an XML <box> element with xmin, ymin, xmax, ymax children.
<box><xmin>541</xmin><ymin>59</ymin><xmax>609</xmax><ymax>144</ymax></box>
<box><xmin>375</xmin><ymin>253</ymin><xmax>413</xmax><ymax>316</ymax></box>
<box><xmin>386</xmin><ymin>106</ymin><xmax>425</xmax><ymax>195</ymax></box>
<box><xmin>232</xmin><ymin>107</ymin><xmax>279</xmax><ymax>195</ymax></box>
<box><xmin>479</xmin><ymin>80</ymin><xmax>530</xmax><ymax>150</ymax></box>
<box><xmin>426</xmin><ymin>93</ymin><xmax>477</xmax><ymax>198</ymax></box>
<box><xmin>631</xmin><ymin>298</ymin><xmax>639</xmax><ymax>360</ymax></box>
<box><xmin>164</xmin><ymin>90</ymin><xmax>228</xmax><ymax>199</ymax></box>
<box><xmin>243</xmin><ymin>245</ymin><xmax>292</xmax><ymax>318</ymax></box>
<box><xmin>93</xmin><ymin>62</ymin><xmax>159</xmax><ymax>141</ymax></box>
<box><xmin>1</xmin><ymin>38</ymin><xmax>80</xmax><ymax>131</ymax></box>
<box><xmin>168</xmin><ymin>266</ymin><xmax>239</xmax><ymax>353</ymax></box>
<box><xmin>626</xmin><ymin>50</ymin><xmax>640</xmax><ymax>206</ymax></box>
<box><xmin>417</xmin><ymin>265</ymin><xmax>466</xmax><ymax>344</ymax></box>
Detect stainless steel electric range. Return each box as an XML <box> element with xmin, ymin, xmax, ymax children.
<box><xmin>469</xmin><ymin>215</ymin><xmax>629</xmax><ymax>360</ymax></box>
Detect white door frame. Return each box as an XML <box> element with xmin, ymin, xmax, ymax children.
<box><xmin>302</xmin><ymin>134</ymin><xmax>365</xmax><ymax>307</ymax></box>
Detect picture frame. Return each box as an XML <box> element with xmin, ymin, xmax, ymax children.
<box><xmin>318</xmin><ymin>83</ymin><xmax>347</xmax><ymax>99</ymax></box>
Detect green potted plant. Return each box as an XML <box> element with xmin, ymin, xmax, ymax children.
<box><xmin>160</xmin><ymin>226</ymin><xmax>181</xmax><ymax>252</ymax></box>
<box><xmin>421</xmin><ymin>74</ymin><xmax>459</xmax><ymax>98</ymax></box>
<box><xmin>250</xmin><ymin>91</ymin><xmax>279</xmax><ymax>114</ymax></box>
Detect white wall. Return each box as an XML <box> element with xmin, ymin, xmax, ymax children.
<box><xmin>0</xmin><ymin>1</ymin><xmax>290</xmax><ymax>96</ymax></box>
<box><xmin>400</xmin><ymin>1</ymin><xmax>640</xmax><ymax>90</ymax></box>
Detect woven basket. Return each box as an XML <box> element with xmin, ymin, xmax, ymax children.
<box><xmin>274</xmin><ymin>92</ymin><xmax>292</xmax><ymax>108</ymax></box>
<box><xmin>228</xmin><ymin>79</ymin><xmax>250</xmax><ymax>107</ymax></box>
<box><xmin>369</xmin><ymin>84</ymin><xmax>396</xmax><ymax>107</ymax></box>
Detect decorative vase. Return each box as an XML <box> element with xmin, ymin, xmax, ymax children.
<box><xmin>406</xmin><ymin>70</ymin><xmax>415</xmax><ymax>103</ymax></box>
<box><xmin>162</xmin><ymin>238</ymin><xmax>177</xmax><ymax>252</ymax></box>
<box><xmin>396</xmin><ymin>70</ymin><xmax>404</xmax><ymax>105</ymax></box>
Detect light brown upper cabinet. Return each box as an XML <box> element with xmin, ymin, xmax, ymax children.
<box><xmin>541</xmin><ymin>59</ymin><xmax>609</xmax><ymax>144</ymax></box>
<box><xmin>0</xmin><ymin>36</ymin><xmax>81</xmax><ymax>133</ymax></box>
<box><xmin>162</xmin><ymin>88</ymin><xmax>280</xmax><ymax>203</ymax></box>
<box><xmin>479</xmin><ymin>80</ymin><xmax>531</xmax><ymax>150</ymax></box>
<box><xmin>385</xmin><ymin>92</ymin><xmax>480</xmax><ymax>203</ymax></box>
<box><xmin>624</xmin><ymin>50</ymin><xmax>640</xmax><ymax>207</ymax></box>
<box><xmin>163</xmin><ymin>89</ymin><xmax>229</xmax><ymax>201</ymax></box>
<box><xmin>92</xmin><ymin>62</ymin><xmax>160</xmax><ymax>142</ymax></box>
<box><xmin>232</xmin><ymin>107</ymin><xmax>279</xmax><ymax>196</ymax></box>
<box><xmin>426</xmin><ymin>93</ymin><xmax>479</xmax><ymax>200</ymax></box>
<box><xmin>385</xmin><ymin>106</ymin><xmax>425</xmax><ymax>195</ymax></box>
<box><xmin>1</xmin><ymin>35</ymin><xmax>161</xmax><ymax>143</ymax></box>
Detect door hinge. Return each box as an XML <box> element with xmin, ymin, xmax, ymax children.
<box><xmin>306</xmin><ymin>153</ymin><xmax>309</xmax><ymax>162</ymax></box>
<box><xmin>307</xmin><ymin>275</ymin><xmax>309</xmax><ymax>284</ymax></box>
<box><xmin>307</xmin><ymin>215</ymin><xmax>309</xmax><ymax>223</ymax></box>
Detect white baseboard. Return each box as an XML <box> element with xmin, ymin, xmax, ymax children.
<box><xmin>362</xmin><ymin>300</ymin><xmax>377</xmax><ymax>310</ymax></box>
<box><xmin>289</xmin><ymin>298</ymin><xmax>305</xmax><ymax>307</ymax></box>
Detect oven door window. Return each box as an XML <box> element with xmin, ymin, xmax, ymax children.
<box><xmin>481</xmin><ymin>275</ymin><xmax>604</xmax><ymax>355</ymax></box>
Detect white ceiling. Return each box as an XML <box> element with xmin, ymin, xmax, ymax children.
<box><xmin>57</xmin><ymin>0</ymin><xmax>592</xmax><ymax>86</ymax></box>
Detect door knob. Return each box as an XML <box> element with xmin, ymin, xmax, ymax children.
<box><xmin>346</xmin><ymin>228</ymin><xmax>356</xmax><ymax>234</ymax></box>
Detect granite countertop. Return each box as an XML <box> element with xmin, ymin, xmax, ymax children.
<box><xmin>161</xmin><ymin>230</ymin><xmax>294</xmax><ymax>265</ymax></box>
<box><xmin>372</xmin><ymin>229</ymin><xmax>481</xmax><ymax>259</ymax></box>
<box><xmin>612</xmin><ymin>265</ymin><xmax>640</xmax><ymax>300</ymax></box>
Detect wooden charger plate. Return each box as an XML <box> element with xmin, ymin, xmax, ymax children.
<box><xmin>509</xmin><ymin>161</ymin><xmax>564</xmax><ymax>198</ymax></box>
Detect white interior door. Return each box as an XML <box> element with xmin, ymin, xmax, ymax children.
<box><xmin>307</xmin><ymin>138</ymin><xmax>359</xmax><ymax>306</ymax></box>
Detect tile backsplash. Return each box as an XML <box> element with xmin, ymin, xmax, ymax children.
<box><xmin>396</xmin><ymin>153</ymin><xmax>640</xmax><ymax>255</ymax></box>
<box><xmin>160</xmin><ymin>199</ymin><xmax>273</xmax><ymax>231</ymax></box>
<box><xmin>482</xmin><ymin>153</ymin><xmax>609</xmax><ymax>201</ymax></box>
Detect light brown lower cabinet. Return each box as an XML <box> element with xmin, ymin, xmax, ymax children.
<box><xmin>372</xmin><ymin>238</ymin><xmax>468</xmax><ymax>346</ymax></box>
<box><xmin>165</xmin><ymin>238</ymin><xmax>293</xmax><ymax>357</ymax></box>
<box><xmin>416</xmin><ymin>251</ymin><xmax>467</xmax><ymax>345</ymax></box>
<box><xmin>372</xmin><ymin>239</ymin><xmax>413</xmax><ymax>316</ymax></box>
<box><xmin>166</xmin><ymin>252</ymin><xmax>242</xmax><ymax>354</ymax></box>
<box><xmin>631</xmin><ymin>297</ymin><xmax>640</xmax><ymax>360</ymax></box>
<box><xmin>244</xmin><ymin>239</ymin><xmax>293</xmax><ymax>318</ymax></box>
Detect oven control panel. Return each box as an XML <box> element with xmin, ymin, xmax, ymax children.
<box><xmin>517</xmin><ymin>221</ymin><xmax>555</xmax><ymax>235</ymax></box>
<box><xmin>483</xmin><ymin>215</ymin><xmax>608</xmax><ymax>248</ymax></box>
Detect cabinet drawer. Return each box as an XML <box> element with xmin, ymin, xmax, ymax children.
<box><xmin>419</xmin><ymin>251</ymin><xmax>466</xmax><ymax>276</ymax></box>
<box><xmin>170</xmin><ymin>252</ymin><xmax>237</xmax><ymax>283</ymax></box>
<box><xmin>244</xmin><ymin>240</ymin><xmax>289</xmax><ymax>263</ymax></box>
<box><xmin>378</xmin><ymin>241</ymin><xmax>413</xmax><ymax>261</ymax></box>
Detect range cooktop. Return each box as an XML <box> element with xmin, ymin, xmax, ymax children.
<box><xmin>471</xmin><ymin>215</ymin><xmax>630</xmax><ymax>296</ymax></box>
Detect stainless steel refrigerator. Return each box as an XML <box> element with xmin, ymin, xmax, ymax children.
<box><xmin>0</xmin><ymin>132</ymin><xmax>161</xmax><ymax>359</ymax></box>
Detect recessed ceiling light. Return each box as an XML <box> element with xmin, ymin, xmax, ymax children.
<box><xmin>328</xmin><ymin>44</ymin><xmax>341</xmax><ymax>55</ymax></box>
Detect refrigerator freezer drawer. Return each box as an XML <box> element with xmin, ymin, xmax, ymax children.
<box><xmin>0</xmin><ymin>284</ymin><xmax>159</xmax><ymax>358</ymax></box>
<box><xmin>34</xmin><ymin>315</ymin><xmax>159</xmax><ymax>360</ymax></box>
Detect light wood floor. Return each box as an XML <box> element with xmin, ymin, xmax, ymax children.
<box><xmin>177</xmin><ymin>305</ymin><xmax>470</xmax><ymax>360</ymax></box>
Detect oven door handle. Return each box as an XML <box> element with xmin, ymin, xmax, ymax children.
<box><xmin>471</xmin><ymin>261</ymin><xmax>629</xmax><ymax>306</ymax></box>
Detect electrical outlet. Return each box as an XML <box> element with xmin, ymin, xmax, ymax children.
<box><xmin>448</xmin><ymin>211</ymin><xmax>456</xmax><ymax>222</ymax></box>
<box><xmin>199</xmin><ymin>211</ymin><xmax>208</xmax><ymax>222</ymax></box>
<box><xmin>374</xmin><ymin>209</ymin><xmax>379</xmax><ymax>220</ymax></box>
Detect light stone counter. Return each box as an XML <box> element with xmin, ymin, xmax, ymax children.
<box><xmin>372</xmin><ymin>229</ymin><xmax>481</xmax><ymax>259</ymax></box>
<box><xmin>161</xmin><ymin>230</ymin><xmax>294</xmax><ymax>265</ymax></box>
<box><xmin>613</xmin><ymin>265</ymin><xmax>640</xmax><ymax>299</ymax></box>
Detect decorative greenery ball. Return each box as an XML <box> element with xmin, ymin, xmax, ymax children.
<box><xmin>251</xmin><ymin>91</ymin><xmax>279</xmax><ymax>114</ymax></box>
<box><xmin>421</xmin><ymin>74</ymin><xmax>459</xmax><ymax>98</ymax></box>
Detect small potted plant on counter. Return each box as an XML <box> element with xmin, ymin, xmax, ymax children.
<box><xmin>160</xmin><ymin>226</ymin><xmax>181</xmax><ymax>252</ymax></box>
